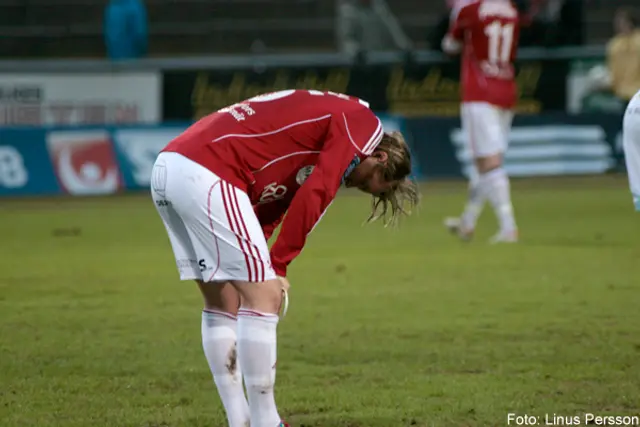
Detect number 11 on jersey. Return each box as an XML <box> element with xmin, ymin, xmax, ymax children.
<box><xmin>485</xmin><ymin>21</ymin><xmax>514</xmax><ymax>64</ymax></box>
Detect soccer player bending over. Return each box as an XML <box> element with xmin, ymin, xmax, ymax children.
<box><xmin>623</xmin><ymin>90</ymin><xmax>640</xmax><ymax>211</ymax></box>
<box><xmin>150</xmin><ymin>89</ymin><xmax>419</xmax><ymax>427</ymax></box>
<box><xmin>442</xmin><ymin>0</ymin><xmax>520</xmax><ymax>243</ymax></box>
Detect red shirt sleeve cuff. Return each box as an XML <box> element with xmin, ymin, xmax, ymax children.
<box><xmin>272</xmin><ymin>262</ymin><xmax>287</xmax><ymax>277</ymax></box>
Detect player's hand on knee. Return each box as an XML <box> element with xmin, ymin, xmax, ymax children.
<box><xmin>277</xmin><ymin>276</ymin><xmax>290</xmax><ymax>292</ymax></box>
<box><xmin>277</xmin><ymin>276</ymin><xmax>291</xmax><ymax>318</ymax></box>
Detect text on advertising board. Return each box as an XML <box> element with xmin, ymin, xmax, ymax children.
<box><xmin>0</xmin><ymin>73</ymin><xmax>160</xmax><ymax>126</ymax></box>
<box><xmin>162</xmin><ymin>58</ymin><xmax>566</xmax><ymax>121</ymax></box>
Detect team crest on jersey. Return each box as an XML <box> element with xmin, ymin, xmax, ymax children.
<box><xmin>342</xmin><ymin>155</ymin><xmax>361</xmax><ymax>184</ymax></box>
<box><xmin>296</xmin><ymin>165</ymin><xmax>315</xmax><ymax>185</ymax></box>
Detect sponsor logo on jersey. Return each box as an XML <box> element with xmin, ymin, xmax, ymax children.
<box><xmin>295</xmin><ymin>165</ymin><xmax>315</xmax><ymax>185</ymax></box>
<box><xmin>46</xmin><ymin>130</ymin><xmax>123</xmax><ymax>195</ymax></box>
<box><xmin>259</xmin><ymin>182</ymin><xmax>287</xmax><ymax>204</ymax></box>
<box><xmin>342</xmin><ymin>154</ymin><xmax>361</xmax><ymax>184</ymax></box>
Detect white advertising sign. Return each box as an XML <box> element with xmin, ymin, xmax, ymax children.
<box><xmin>0</xmin><ymin>72</ymin><xmax>161</xmax><ymax>126</ymax></box>
<box><xmin>451</xmin><ymin>125</ymin><xmax>615</xmax><ymax>177</ymax></box>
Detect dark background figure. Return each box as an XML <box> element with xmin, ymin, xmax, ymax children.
<box><xmin>559</xmin><ymin>0</ymin><xmax>584</xmax><ymax>45</ymax></box>
<box><xmin>427</xmin><ymin>0</ymin><xmax>454</xmax><ymax>53</ymax></box>
<box><xmin>545</xmin><ymin>0</ymin><xmax>584</xmax><ymax>46</ymax></box>
<box><xmin>518</xmin><ymin>0</ymin><xmax>547</xmax><ymax>47</ymax></box>
<box><xmin>104</xmin><ymin>0</ymin><xmax>148</xmax><ymax>60</ymax></box>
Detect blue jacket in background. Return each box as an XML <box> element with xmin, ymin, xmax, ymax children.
<box><xmin>104</xmin><ymin>0</ymin><xmax>148</xmax><ymax>60</ymax></box>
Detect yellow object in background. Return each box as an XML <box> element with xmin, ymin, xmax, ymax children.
<box><xmin>607</xmin><ymin>29</ymin><xmax>640</xmax><ymax>101</ymax></box>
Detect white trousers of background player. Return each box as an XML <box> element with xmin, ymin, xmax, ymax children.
<box><xmin>459</xmin><ymin>102</ymin><xmax>517</xmax><ymax>236</ymax></box>
<box><xmin>151</xmin><ymin>152</ymin><xmax>281</xmax><ymax>427</ymax></box>
<box><xmin>462</xmin><ymin>102</ymin><xmax>514</xmax><ymax>158</ymax></box>
<box><xmin>623</xmin><ymin>100</ymin><xmax>640</xmax><ymax>211</ymax></box>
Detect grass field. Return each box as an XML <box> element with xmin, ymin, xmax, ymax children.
<box><xmin>1</xmin><ymin>175</ymin><xmax>639</xmax><ymax>427</ymax></box>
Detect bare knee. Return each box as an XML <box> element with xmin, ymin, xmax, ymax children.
<box><xmin>196</xmin><ymin>280</ymin><xmax>241</xmax><ymax>314</ymax></box>
<box><xmin>232</xmin><ymin>278</ymin><xmax>283</xmax><ymax>315</ymax></box>
<box><xmin>475</xmin><ymin>154</ymin><xmax>503</xmax><ymax>174</ymax></box>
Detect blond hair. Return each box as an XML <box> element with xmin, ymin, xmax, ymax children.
<box><xmin>366</xmin><ymin>131</ymin><xmax>420</xmax><ymax>227</ymax></box>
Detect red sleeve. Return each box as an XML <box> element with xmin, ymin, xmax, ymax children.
<box><xmin>449</xmin><ymin>5</ymin><xmax>466</xmax><ymax>41</ymax></box>
<box><xmin>254</xmin><ymin>201</ymin><xmax>287</xmax><ymax>241</ymax></box>
<box><xmin>269</xmin><ymin>107</ymin><xmax>383</xmax><ymax>277</ymax></box>
<box><xmin>443</xmin><ymin>1</ymin><xmax>475</xmax><ymax>52</ymax></box>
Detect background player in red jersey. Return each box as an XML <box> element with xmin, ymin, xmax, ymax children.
<box><xmin>441</xmin><ymin>0</ymin><xmax>520</xmax><ymax>243</ymax></box>
<box><xmin>149</xmin><ymin>89</ymin><xmax>419</xmax><ymax>427</ymax></box>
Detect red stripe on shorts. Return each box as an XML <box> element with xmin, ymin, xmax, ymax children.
<box><xmin>221</xmin><ymin>182</ymin><xmax>254</xmax><ymax>281</ymax></box>
<box><xmin>227</xmin><ymin>183</ymin><xmax>265</xmax><ymax>282</ymax></box>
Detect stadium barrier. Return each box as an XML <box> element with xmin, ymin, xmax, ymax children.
<box><xmin>160</xmin><ymin>47</ymin><xmax>610</xmax><ymax>120</ymax></box>
<box><xmin>0</xmin><ymin>46</ymin><xmax>608</xmax><ymax>128</ymax></box>
<box><xmin>0</xmin><ymin>112</ymin><xmax>624</xmax><ymax>197</ymax></box>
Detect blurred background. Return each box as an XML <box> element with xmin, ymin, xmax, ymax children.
<box><xmin>0</xmin><ymin>0</ymin><xmax>637</xmax><ymax>194</ymax></box>
<box><xmin>0</xmin><ymin>0</ymin><xmax>618</xmax><ymax>56</ymax></box>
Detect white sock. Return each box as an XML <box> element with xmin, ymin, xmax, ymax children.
<box><xmin>201</xmin><ymin>310</ymin><xmax>250</xmax><ymax>427</ymax></box>
<box><xmin>237</xmin><ymin>308</ymin><xmax>281</xmax><ymax>427</ymax></box>
<box><xmin>479</xmin><ymin>168</ymin><xmax>517</xmax><ymax>232</ymax></box>
<box><xmin>460</xmin><ymin>177</ymin><xmax>486</xmax><ymax>230</ymax></box>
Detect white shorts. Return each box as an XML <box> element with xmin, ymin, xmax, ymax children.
<box><xmin>461</xmin><ymin>102</ymin><xmax>514</xmax><ymax>158</ymax></box>
<box><xmin>623</xmin><ymin>100</ymin><xmax>640</xmax><ymax>211</ymax></box>
<box><xmin>150</xmin><ymin>152</ymin><xmax>276</xmax><ymax>282</ymax></box>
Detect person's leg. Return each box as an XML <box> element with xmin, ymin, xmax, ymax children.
<box><xmin>480</xmin><ymin>106</ymin><xmax>517</xmax><ymax>241</ymax></box>
<box><xmin>219</xmin><ymin>181</ymin><xmax>284</xmax><ymax>427</ymax></box>
<box><xmin>445</xmin><ymin>103</ymin><xmax>487</xmax><ymax>239</ymax></box>
<box><xmin>182</xmin><ymin>176</ymin><xmax>285</xmax><ymax>427</ymax></box>
<box><xmin>459</xmin><ymin>162</ymin><xmax>486</xmax><ymax>235</ymax></box>
<box><xmin>471</xmin><ymin>103</ymin><xmax>517</xmax><ymax>241</ymax></box>
<box><xmin>152</xmin><ymin>152</ymin><xmax>250</xmax><ymax>427</ymax></box>
<box><xmin>475</xmin><ymin>154</ymin><xmax>518</xmax><ymax>242</ymax></box>
<box><xmin>231</xmin><ymin>278</ymin><xmax>283</xmax><ymax>427</ymax></box>
<box><xmin>198</xmin><ymin>281</ymin><xmax>250</xmax><ymax>427</ymax></box>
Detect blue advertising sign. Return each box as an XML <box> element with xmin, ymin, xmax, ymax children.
<box><xmin>0</xmin><ymin>112</ymin><xmax>625</xmax><ymax>198</ymax></box>
<box><xmin>111</xmin><ymin>125</ymin><xmax>187</xmax><ymax>189</ymax></box>
<box><xmin>0</xmin><ymin>129</ymin><xmax>60</xmax><ymax>196</ymax></box>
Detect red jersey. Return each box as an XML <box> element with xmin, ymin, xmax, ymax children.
<box><xmin>445</xmin><ymin>0</ymin><xmax>520</xmax><ymax>109</ymax></box>
<box><xmin>162</xmin><ymin>89</ymin><xmax>383</xmax><ymax>277</ymax></box>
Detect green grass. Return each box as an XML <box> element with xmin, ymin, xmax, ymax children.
<box><xmin>1</xmin><ymin>175</ymin><xmax>639</xmax><ymax>427</ymax></box>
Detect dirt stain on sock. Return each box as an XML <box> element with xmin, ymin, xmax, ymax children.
<box><xmin>226</xmin><ymin>342</ymin><xmax>237</xmax><ymax>375</ymax></box>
